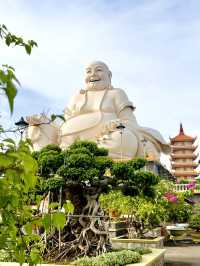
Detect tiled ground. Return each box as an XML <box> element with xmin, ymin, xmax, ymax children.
<box><xmin>164</xmin><ymin>245</ymin><xmax>200</xmax><ymax>266</ymax></box>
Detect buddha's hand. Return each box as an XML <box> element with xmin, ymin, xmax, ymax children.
<box><xmin>103</xmin><ymin>119</ymin><xmax>122</xmax><ymax>133</ymax></box>
<box><xmin>64</xmin><ymin>107</ymin><xmax>72</xmax><ymax>118</ymax></box>
<box><xmin>26</xmin><ymin>114</ymin><xmax>50</xmax><ymax>126</ymax></box>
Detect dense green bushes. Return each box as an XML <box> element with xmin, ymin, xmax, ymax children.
<box><xmin>74</xmin><ymin>250</ymin><xmax>142</xmax><ymax>266</ymax></box>
<box><xmin>189</xmin><ymin>203</ymin><xmax>200</xmax><ymax>231</ymax></box>
<box><xmin>100</xmin><ymin>190</ymin><xmax>167</xmax><ymax>237</ymax></box>
<box><xmin>111</xmin><ymin>159</ymin><xmax>159</xmax><ymax>197</ymax></box>
<box><xmin>112</xmin><ymin>247</ymin><xmax>152</xmax><ymax>255</ymax></box>
<box><xmin>167</xmin><ymin>196</ymin><xmax>192</xmax><ymax>223</ymax></box>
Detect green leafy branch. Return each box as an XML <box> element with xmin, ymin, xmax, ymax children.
<box><xmin>0</xmin><ymin>65</ymin><xmax>19</xmax><ymax>113</ymax></box>
<box><xmin>0</xmin><ymin>24</ymin><xmax>37</xmax><ymax>55</ymax></box>
<box><xmin>0</xmin><ymin>24</ymin><xmax>37</xmax><ymax>113</ymax></box>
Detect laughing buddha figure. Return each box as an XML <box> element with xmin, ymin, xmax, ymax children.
<box><xmin>27</xmin><ymin>61</ymin><xmax>170</xmax><ymax>160</ymax></box>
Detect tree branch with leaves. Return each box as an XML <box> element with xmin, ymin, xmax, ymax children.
<box><xmin>0</xmin><ymin>24</ymin><xmax>37</xmax><ymax>113</ymax></box>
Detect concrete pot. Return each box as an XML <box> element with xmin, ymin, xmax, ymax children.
<box><xmin>111</xmin><ymin>236</ymin><xmax>164</xmax><ymax>249</ymax></box>
<box><xmin>190</xmin><ymin>231</ymin><xmax>200</xmax><ymax>243</ymax></box>
<box><xmin>109</xmin><ymin>220</ymin><xmax>128</xmax><ymax>238</ymax></box>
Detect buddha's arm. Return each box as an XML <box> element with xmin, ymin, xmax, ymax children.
<box><xmin>118</xmin><ymin>107</ymin><xmax>139</xmax><ymax>129</ymax></box>
<box><xmin>64</xmin><ymin>93</ymin><xmax>77</xmax><ymax>119</ymax></box>
<box><xmin>113</xmin><ymin>88</ymin><xmax>139</xmax><ymax>129</ymax></box>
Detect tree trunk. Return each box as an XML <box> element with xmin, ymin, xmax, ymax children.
<box><xmin>44</xmin><ymin>185</ymin><xmax>111</xmax><ymax>262</ymax></box>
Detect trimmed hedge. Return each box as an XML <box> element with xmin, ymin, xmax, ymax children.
<box><xmin>130</xmin><ymin>247</ymin><xmax>152</xmax><ymax>255</ymax></box>
<box><xmin>74</xmin><ymin>250</ymin><xmax>142</xmax><ymax>266</ymax></box>
<box><xmin>112</xmin><ymin>247</ymin><xmax>152</xmax><ymax>255</ymax></box>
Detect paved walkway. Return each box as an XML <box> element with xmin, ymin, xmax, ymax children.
<box><xmin>164</xmin><ymin>245</ymin><xmax>200</xmax><ymax>266</ymax></box>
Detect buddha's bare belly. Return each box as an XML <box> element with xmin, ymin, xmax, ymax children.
<box><xmin>60</xmin><ymin>112</ymin><xmax>117</xmax><ymax>136</ymax></box>
<box><xmin>59</xmin><ymin>112</ymin><xmax>140</xmax><ymax>158</ymax></box>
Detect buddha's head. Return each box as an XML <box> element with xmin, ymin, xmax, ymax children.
<box><xmin>84</xmin><ymin>61</ymin><xmax>112</xmax><ymax>90</ymax></box>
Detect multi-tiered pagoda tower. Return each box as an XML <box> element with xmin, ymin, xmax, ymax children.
<box><xmin>170</xmin><ymin>124</ymin><xmax>199</xmax><ymax>181</ymax></box>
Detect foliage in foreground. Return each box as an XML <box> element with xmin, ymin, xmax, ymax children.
<box><xmin>74</xmin><ymin>250</ymin><xmax>142</xmax><ymax>266</ymax></box>
<box><xmin>0</xmin><ymin>140</ymin><xmax>41</xmax><ymax>265</ymax></box>
<box><xmin>0</xmin><ymin>24</ymin><xmax>37</xmax><ymax>113</ymax></box>
<box><xmin>0</xmin><ymin>139</ymin><xmax>71</xmax><ymax>265</ymax></box>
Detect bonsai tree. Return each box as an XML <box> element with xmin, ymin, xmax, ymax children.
<box><xmin>34</xmin><ymin>140</ymin><xmax>160</xmax><ymax>262</ymax></box>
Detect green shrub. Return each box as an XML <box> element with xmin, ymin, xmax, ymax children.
<box><xmin>38</xmin><ymin>150</ymin><xmax>64</xmax><ymax>177</ymax></box>
<box><xmin>167</xmin><ymin>195</ymin><xmax>192</xmax><ymax>223</ymax></box>
<box><xmin>74</xmin><ymin>250</ymin><xmax>141</xmax><ymax>266</ymax></box>
<box><xmin>100</xmin><ymin>190</ymin><xmax>166</xmax><ymax>236</ymax></box>
<box><xmin>189</xmin><ymin>215</ymin><xmax>200</xmax><ymax>231</ymax></box>
<box><xmin>189</xmin><ymin>203</ymin><xmax>200</xmax><ymax>231</ymax></box>
<box><xmin>69</xmin><ymin>140</ymin><xmax>99</xmax><ymax>155</ymax></box>
<box><xmin>40</xmin><ymin>144</ymin><xmax>62</xmax><ymax>153</ymax></box>
<box><xmin>112</xmin><ymin>247</ymin><xmax>152</xmax><ymax>255</ymax></box>
<box><xmin>43</xmin><ymin>175</ymin><xmax>65</xmax><ymax>191</ymax></box>
<box><xmin>94</xmin><ymin>156</ymin><xmax>113</xmax><ymax>176</ymax></box>
<box><xmin>131</xmin><ymin>247</ymin><xmax>152</xmax><ymax>255</ymax></box>
<box><xmin>0</xmin><ymin>249</ymin><xmax>15</xmax><ymax>262</ymax></box>
<box><xmin>95</xmin><ymin>147</ymin><xmax>108</xmax><ymax>156</ymax></box>
<box><xmin>192</xmin><ymin>203</ymin><xmax>200</xmax><ymax>215</ymax></box>
<box><xmin>66</xmin><ymin>147</ymin><xmax>93</xmax><ymax>156</ymax></box>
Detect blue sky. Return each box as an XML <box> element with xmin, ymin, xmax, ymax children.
<box><xmin>0</xmin><ymin>0</ymin><xmax>200</xmax><ymax>167</ymax></box>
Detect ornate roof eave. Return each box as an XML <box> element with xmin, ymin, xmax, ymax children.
<box><xmin>170</xmin><ymin>136</ymin><xmax>197</xmax><ymax>144</ymax></box>
<box><xmin>171</xmin><ymin>153</ymin><xmax>199</xmax><ymax>160</ymax></box>
<box><xmin>171</xmin><ymin>145</ymin><xmax>198</xmax><ymax>151</ymax></box>
<box><xmin>173</xmin><ymin>171</ymin><xmax>199</xmax><ymax>177</ymax></box>
<box><xmin>172</xmin><ymin>162</ymin><xmax>199</xmax><ymax>168</ymax></box>
<box><xmin>172</xmin><ymin>166</ymin><xmax>199</xmax><ymax>170</ymax></box>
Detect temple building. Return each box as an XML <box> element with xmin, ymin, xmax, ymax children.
<box><xmin>170</xmin><ymin>124</ymin><xmax>199</xmax><ymax>181</ymax></box>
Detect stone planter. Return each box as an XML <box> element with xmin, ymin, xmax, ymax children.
<box><xmin>190</xmin><ymin>231</ymin><xmax>200</xmax><ymax>243</ymax></box>
<box><xmin>128</xmin><ymin>248</ymin><xmax>165</xmax><ymax>266</ymax></box>
<box><xmin>109</xmin><ymin>220</ymin><xmax>128</xmax><ymax>238</ymax></box>
<box><xmin>111</xmin><ymin>236</ymin><xmax>164</xmax><ymax>249</ymax></box>
<box><xmin>0</xmin><ymin>249</ymin><xmax>166</xmax><ymax>266</ymax></box>
<box><xmin>168</xmin><ymin>228</ymin><xmax>189</xmax><ymax>241</ymax></box>
<box><xmin>170</xmin><ymin>228</ymin><xmax>188</xmax><ymax>237</ymax></box>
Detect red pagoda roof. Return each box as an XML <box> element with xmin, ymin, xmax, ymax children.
<box><xmin>170</xmin><ymin>124</ymin><xmax>197</xmax><ymax>143</ymax></box>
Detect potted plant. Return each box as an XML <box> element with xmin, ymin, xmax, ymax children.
<box><xmin>100</xmin><ymin>191</ymin><xmax>166</xmax><ymax>248</ymax></box>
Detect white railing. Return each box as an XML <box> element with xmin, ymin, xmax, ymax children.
<box><xmin>174</xmin><ymin>184</ymin><xmax>200</xmax><ymax>193</ymax></box>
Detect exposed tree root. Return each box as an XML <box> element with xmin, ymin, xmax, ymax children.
<box><xmin>43</xmin><ymin>194</ymin><xmax>111</xmax><ymax>263</ymax></box>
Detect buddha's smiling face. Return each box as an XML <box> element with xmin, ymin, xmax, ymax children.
<box><xmin>85</xmin><ymin>61</ymin><xmax>111</xmax><ymax>90</ymax></box>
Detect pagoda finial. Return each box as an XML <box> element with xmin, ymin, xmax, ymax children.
<box><xmin>179</xmin><ymin>123</ymin><xmax>184</xmax><ymax>135</ymax></box>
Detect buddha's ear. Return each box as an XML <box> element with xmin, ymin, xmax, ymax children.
<box><xmin>108</xmin><ymin>71</ymin><xmax>112</xmax><ymax>81</ymax></box>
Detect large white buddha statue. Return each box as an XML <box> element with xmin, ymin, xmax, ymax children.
<box><xmin>27</xmin><ymin>61</ymin><xmax>170</xmax><ymax>160</ymax></box>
